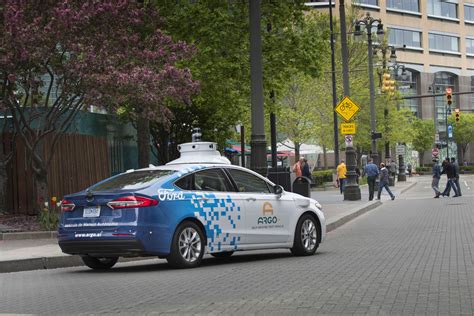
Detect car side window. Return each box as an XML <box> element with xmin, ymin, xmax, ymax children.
<box><xmin>174</xmin><ymin>174</ymin><xmax>194</xmax><ymax>190</ymax></box>
<box><xmin>194</xmin><ymin>169</ymin><xmax>232</xmax><ymax>192</ymax></box>
<box><xmin>227</xmin><ymin>168</ymin><xmax>271</xmax><ymax>193</ymax></box>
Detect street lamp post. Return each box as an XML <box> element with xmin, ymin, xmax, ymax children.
<box><xmin>354</xmin><ymin>12</ymin><xmax>385</xmax><ymax>166</ymax></box>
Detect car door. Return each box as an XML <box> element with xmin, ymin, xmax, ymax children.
<box><xmin>225</xmin><ymin>168</ymin><xmax>293</xmax><ymax>245</ymax></box>
<box><xmin>176</xmin><ymin>168</ymin><xmax>241</xmax><ymax>252</ymax></box>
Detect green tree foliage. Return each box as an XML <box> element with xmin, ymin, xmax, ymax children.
<box><xmin>411</xmin><ymin>118</ymin><xmax>435</xmax><ymax>166</ymax></box>
<box><xmin>151</xmin><ymin>1</ymin><xmax>326</xmax><ymax>163</ymax></box>
<box><xmin>448</xmin><ymin>113</ymin><xmax>474</xmax><ymax>162</ymax></box>
<box><xmin>276</xmin><ymin>73</ymin><xmax>320</xmax><ymax>160</ymax></box>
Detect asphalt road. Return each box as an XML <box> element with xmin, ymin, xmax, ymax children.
<box><xmin>1</xmin><ymin>175</ymin><xmax>474</xmax><ymax>314</ymax></box>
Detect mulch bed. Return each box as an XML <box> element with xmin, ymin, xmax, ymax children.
<box><xmin>0</xmin><ymin>214</ymin><xmax>45</xmax><ymax>232</ymax></box>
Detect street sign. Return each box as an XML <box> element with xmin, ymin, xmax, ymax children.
<box><xmin>432</xmin><ymin>147</ymin><xmax>439</xmax><ymax>157</ymax></box>
<box><xmin>344</xmin><ymin>135</ymin><xmax>353</xmax><ymax>147</ymax></box>
<box><xmin>335</xmin><ymin>96</ymin><xmax>360</xmax><ymax>122</ymax></box>
<box><xmin>448</xmin><ymin>124</ymin><xmax>453</xmax><ymax>139</ymax></box>
<box><xmin>396</xmin><ymin>145</ymin><xmax>406</xmax><ymax>155</ymax></box>
<box><xmin>340</xmin><ymin>122</ymin><xmax>356</xmax><ymax>135</ymax></box>
<box><xmin>435</xmin><ymin>133</ymin><xmax>440</xmax><ymax>142</ymax></box>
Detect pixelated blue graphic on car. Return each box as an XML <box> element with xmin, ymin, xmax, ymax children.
<box><xmin>190</xmin><ymin>192</ymin><xmax>241</xmax><ymax>251</ymax></box>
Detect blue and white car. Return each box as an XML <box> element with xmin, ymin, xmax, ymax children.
<box><xmin>58</xmin><ymin>142</ymin><xmax>325</xmax><ymax>269</ymax></box>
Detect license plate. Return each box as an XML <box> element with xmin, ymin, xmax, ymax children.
<box><xmin>83</xmin><ymin>206</ymin><xmax>101</xmax><ymax>217</ymax></box>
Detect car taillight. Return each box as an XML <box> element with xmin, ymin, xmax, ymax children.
<box><xmin>107</xmin><ymin>196</ymin><xmax>158</xmax><ymax>209</ymax></box>
<box><xmin>61</xmin><ymin>199</ymin><xmax>76</xmax><ymax>212</ymax></box>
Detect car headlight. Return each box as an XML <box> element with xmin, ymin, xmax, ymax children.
<box><xmin>314</xmin><ymin>201</ymin><xmax>322</xmax><ymax>211</ymax></box>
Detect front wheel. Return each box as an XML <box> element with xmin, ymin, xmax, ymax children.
<box><xmin>291</xmin><ymin>214</ymin><xmax>320</xmax><ymax>256</ymax></box>
<box><xmin>81</xmin><ymin>256</ymin><xmax>118</xmax><ymax>270</ymax></box>
<box><xmin>166</xmin><ymin>221</ymin><xmax>205</xmax><ymax>268</ymax></box>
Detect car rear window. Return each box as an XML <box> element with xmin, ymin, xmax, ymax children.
<box><xmin>90</xmin><ymin>170</ymin><xmax>176</xmax><ymax>191</ymax></box>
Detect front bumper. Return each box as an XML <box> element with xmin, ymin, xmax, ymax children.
<box><xmin>58</xmin><ymin>239</ymin><xmax>146</xmax><ymax>257</ymax></box>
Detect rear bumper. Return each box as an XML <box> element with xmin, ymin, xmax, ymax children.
<box><xmin>58</xmin><ymin>239</ymin><xmax>147</xmax><ymax>257</ymax></box>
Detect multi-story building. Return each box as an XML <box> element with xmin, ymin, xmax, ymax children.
<box><xmin>307</xmin><ymin>0</ymin><xmax>474</xmax><ymax>162</ymax></box>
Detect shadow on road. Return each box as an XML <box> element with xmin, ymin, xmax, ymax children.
<box><xmin>71</xmin><ymin>250</ymin><xmax>328</xmax><ymax>274</ymax></box>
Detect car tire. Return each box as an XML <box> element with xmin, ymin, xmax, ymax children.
<box><xmin>81</xmin><ymin>256</ymin><xmax>118</xmax><ymax>270</ymax></box>
<box><xmin>290</xmin><ymin>214</ymin><xmax>320</xmax><ymax>256</ymax></box>
<box><xmin>211</xmin><ymin>251</ymin><xmax>234</xmax><ymax>258</ymax></box>
<box><xmin>166</xmin><ymin>221</ymin><xmax>205</xmax><ymax>269</ymax></box>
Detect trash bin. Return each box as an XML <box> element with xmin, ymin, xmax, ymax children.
<box><xmin>267</xmin><ymin>166</ymin><xmax>292</xmax><ymax>192</ymax></box>
<box><xmin>388</xmin><ymin>174</ymin><xmax>395</xmax><ymax>186</ymax></box>
<box><xmin>293</xmin><ymin>176</ymin><xmax>311</xmax><ymax>197</ymax></box>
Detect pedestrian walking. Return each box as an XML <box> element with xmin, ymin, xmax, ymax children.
<box><xmin>407</xmin><ymin>163</ymin><xmax>412</xmax><ymax>177</ymax></box>
<box><xmin>377</xmin><ymin>163</ymin><xmax>395</xmax><ymax>200</ymax></box>
<box><xmin>389</xmin><ymin>159</ymin><xmax>398</xmax><ymax>183</ymax></box>
<box><xmin>441</xmin><ymin>157</ymin><xmax>460</xmax><ymax>197</ymax></box>
<box><xmin>362</xmin><ymin>158</ymin><xmax>379</xmax><ymax>201</ymax></box>
<box><xmin>302</xmin><ymin>158</ymin><xmax>312</xmax><ymax>183</ymax></box>
<box><xmin>336</xmin><ymin>159</ymin><xmax>347</xmax><ymax>194</ymax></box>
<box><xmin>292</xmin><ymin>157</ymin><xmax>303</xmax><ymax>178</ymax></box>
<box><xmin>432</xmin><ymin>159</ymin><xmax>441</xmax><ymax>198</ymax></box>
<box><xmin>451</xmin><ymin>157</ymin><xmax>462</xmax><ymax>196</ymax></box>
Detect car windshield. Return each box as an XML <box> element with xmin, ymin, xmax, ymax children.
<box><xmin>89</xmin><ymin>170</ymin><xmax>176</xmax><ymax>191</ymax></box>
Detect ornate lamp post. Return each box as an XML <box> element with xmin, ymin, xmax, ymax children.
<box><xmin>354</xmin><ymin>12</ymin><xmax>385</xmax><ymax>166</ymax></box>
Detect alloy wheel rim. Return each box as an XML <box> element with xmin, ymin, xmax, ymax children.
<box><xmin>178</xmin><ymin>227</ymin><xmax>202</xmax><ymax>262</ymax></box>
<box><xmin>301</xmin><ymin>219</ymin><xmax>317</xmax><ymax>251</ymax></box>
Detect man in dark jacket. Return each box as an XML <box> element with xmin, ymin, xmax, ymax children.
<box><xmin>377</xmin><ymin>163</ymin><xmax>395</xmax><ymax>200</ymax></box>
<box><xmin>451</xmin><ymin>157</ymin><xmax>461</xmax><ymax>196</ymax></box>
<box><xmin>362</xmin><ymin>158</ymin><xmax>379</xmax><ymax>201</ymax></box>
<box><xmin>441</xmin><ymin>157</ymin><xmax>460</xmax><ymax>197</ymax></box>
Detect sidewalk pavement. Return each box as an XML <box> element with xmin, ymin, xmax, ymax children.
<box><xmin>0</xmin><ymin>178</ymin><xmax>417</xmax><ymax>273</ymax></box>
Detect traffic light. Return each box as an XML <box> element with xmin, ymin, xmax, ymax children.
<box><xmin>381</xmin><ymin>73</ymin><xmax>396</xmax><ymax>95</ymax></box>
<box><xmin>455</xmin><ymin>108</ymin><xmax>460</xmax><ymax>122</ymax></box>
<box><xmin>446</xmin><ymin>88</ymin><xmax>453</xmax><ymax>106</ymax></box>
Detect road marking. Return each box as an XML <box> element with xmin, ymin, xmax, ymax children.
<box><xmin>464</xmin><ymin>180</ymin><xmax>470</xmax><ymax>190</ymax></box>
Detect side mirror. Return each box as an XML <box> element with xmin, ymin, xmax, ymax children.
<box><xmin>274</xmin><ymin>185</ymin><xmax>283</xmax><ymax>196</ymax></box>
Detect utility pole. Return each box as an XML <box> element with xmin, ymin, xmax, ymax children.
<box><xmin>249</xmin><ymin>0</ymin><xmax>267</xmax><ymax>175</ymax></box>
<box><xmin>339</xmin><ymin>0</ymin><xmax>361</xmax><ymax>201</ymax></box>
<box><xmin>329</xmin><ymin>0</ymin><xmax>339</xmax><ymax>167</ymax></box>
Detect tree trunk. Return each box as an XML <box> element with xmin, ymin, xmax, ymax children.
<box><xmin>295</xmin><ymin>142</ymin><xmax>300</xmax><ymax>161</ymax></box>
<box><xmin>419</xmin><ymin>151</ymin><xmax>425</xmax><ymax>167</ymax></box>
<box><xmin>0</xmin><ymin>160</ymin><xmax>8</xmax><ymax>213</ymax></box>
<box><xmin>322</xmin><ymin>145</ymin><xmax>327</xmax><ymax>169</ymax></box>
<box><xmin>137</xmin><ymin>116</ymin><xmax>150</xmax><ymax>168</ymax></box>
<box><xmin>33</xmin><ymin>169</ymin><xmax>49</xmax><ymax>215</ymax></box>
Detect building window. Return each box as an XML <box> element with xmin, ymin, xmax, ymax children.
<box><xmin>465</xmin><ymin>5</ymin><xmax>474</xmax><ymax>22</ymax></box>
<box><xmin>387</xmin><ymin>0</ymin><xmax>419</xmax><ymax>13</ymax></box>
<box><xmin>428</xmin><ymin>33</ymin><xmax>459</xmax><ymax>53</ymax></box>
<box><xmin>396</xmin><ymin>68</ymin><xmax>419</xmax><ymax>117</ymax></box>
<box><xmin>354</xmin><ymin>0</ymin><xmax>378</xmax><ymax>6</ymax></box>
<box><xmin>427</xmin><ymin>0</ymin><xmax>457</xmax><ymax>19</ymax></box>
<box><xmin>471</xmin><ymin>76</ymin><xmax>474</xmax><ymax>109</ymax></box>
<box><xmin>388</xmin><ymin>28</ymin><xmax>421</xmax><ymax>48</ymax></box>
<box><xmin>467</xmin><ymin>38</ymin><xmax>474</xmax><ymax>56</ymax></box>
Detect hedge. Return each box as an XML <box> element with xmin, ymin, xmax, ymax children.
<box><xmin>311</xmin><ymin>170</ymin><xmax>333</xmax><ymax>186</ymax></box>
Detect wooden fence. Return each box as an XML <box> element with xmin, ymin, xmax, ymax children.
<box><xmin>6</xmin><ymin>134</ymin><xmax>110</xmax><ymax>215</ymax></box>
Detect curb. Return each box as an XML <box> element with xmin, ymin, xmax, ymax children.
<box><xmin>0</xmin><ymin>255</ymin><xmax>150</xmax><ymax>274</ymax></box>
<box><xmin>326</xmin><ymin>201</ymin><xmax>382</xmax><ymax>233</ymax></box>
<box><xmin>0</xmin><ymin>231</ymin><xmax>57</xmax><ymax>241</ymax></box>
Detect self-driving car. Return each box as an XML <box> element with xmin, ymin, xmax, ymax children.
<box><xmin>58</xmin><ymin>142</ymin><xmax>326</xmax><ymax>269</ymax></box>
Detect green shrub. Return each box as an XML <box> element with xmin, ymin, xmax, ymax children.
<box><xmin>311</xmin><ymin>170</ymin><xmax>333</xmax><ymax>186</ymax></box>
<box><xmin>461</xmin><ymin>165</ymin><xmax>474</xmax><ymax>172</ymax></box>
<box><xmin>415</xmin><ymin>166</ymin><xmax>431</xmax><ymax>173</ymax></box>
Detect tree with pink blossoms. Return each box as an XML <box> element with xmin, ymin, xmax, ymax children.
<box><xmin>0</xmin><ymin>0</ymin><xmax>198</xmax><ymax>213</ymax></box>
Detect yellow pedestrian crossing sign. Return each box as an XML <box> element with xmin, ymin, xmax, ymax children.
<box><xmin>335</xmin><ymin>96</ymin><xmax>360</xmax><ymax>122</ymax></box>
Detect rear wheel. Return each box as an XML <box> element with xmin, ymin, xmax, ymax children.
<box><xmin>167</xmin><ymin>221</ymin><xmax>205</xmax><ymax>268</ymax></box>
<box><xmin>211</xmin><ymin>251</ymin><xmax>234</xmax><ymax>258</ymax></box>
<box><xmin>291</xmin><ymin>214</ymin><xmax>320</xmax><ymax>256</ymax></box>
<box><xmin>81</xmin><ymin>256</ymin><xmax>118</xmax><ymax>270</ymax></box>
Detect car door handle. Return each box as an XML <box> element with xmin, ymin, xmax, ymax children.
<box><xmin>246</xmin><ymin>197</ymin><xmax>256</xmax><ymax>201</ymax></box>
